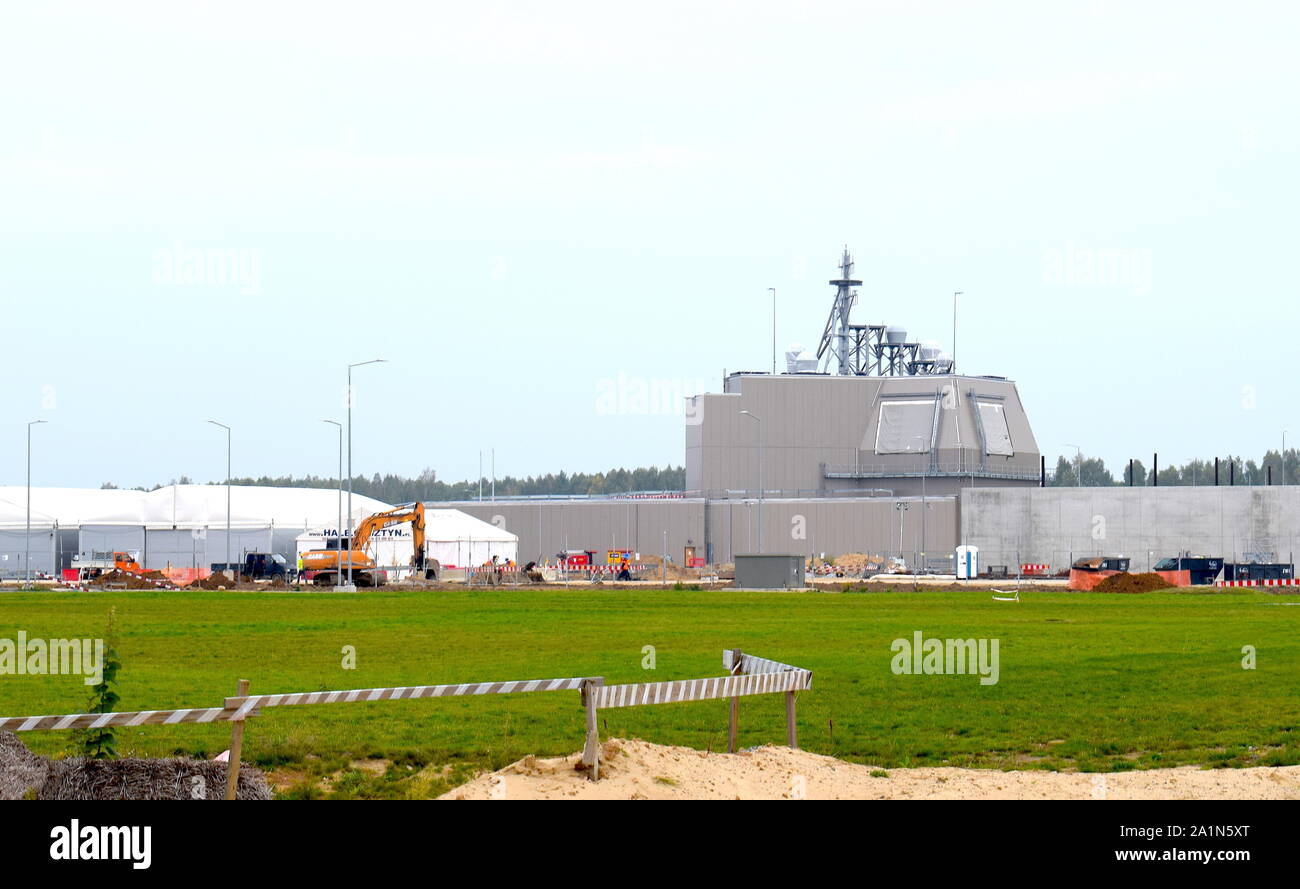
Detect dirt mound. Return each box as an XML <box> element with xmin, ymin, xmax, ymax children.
<box><xmin>439</xmin><ymin>738</ymin><xmax>1300</xmax><ymax>801</ymax></box>
<box><xmin>639</xmin><ymin>554</ymin><xmax>693</xmax><ymax>581</ymax></box>
<box><xmin>40</xmin><ymin>756</ymin><xmax>270</xmax><ymax>800</ymax></box>
<box><xmin>0</xmin><ymin>730</ymin><xmax>269</xmax><ymax>800</ymax></box>
<box><xmin>0</xmin><ymin>732</ymin><xmax>48</xmax><ymax>800</ymax></box>
<box><xmin>187</xmin><ymin>572</ymin><xmax>234</xmax><ymax>590</ymax></box>
<box><xmin>1092</xmin><ymin>572</ymin><xmax>1170</xmax><ymax>594</ymax></box>
<box><xmin>832</xmin><ymin>552</ymin><xmax>882</xmax><ymax>570</ymax></box>
<box><xmin>85</xmin><ymin>570</ymin><xmax>160</xmax><ymax>590</ymax></box>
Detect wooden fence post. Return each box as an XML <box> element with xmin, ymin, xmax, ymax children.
<box><xmin>224</xmin><ymin>679</ymin><xmax>249</xmax><ymax>800</ymax></box>
<box><xmin>785</xmin><ymin>690</ymin><xmax>798</xmax><ymax>749</ymax></box>
<box><xmin>580</xmin><ymin>678</ymin><xmax>603</xmax><ymax>781</ymax></box>
<box><xmin>727</xmin><ymin>648</ymin><xmax>743</xmax><ymax>754</ymax></box>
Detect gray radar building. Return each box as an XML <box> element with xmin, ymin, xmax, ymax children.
<box><xmin>438</xmin><ymin>247</ymin><xmax>1042</xmax><ymax>572</ymax></box>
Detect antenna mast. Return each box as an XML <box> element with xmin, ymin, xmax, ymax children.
<box><xmin>816</xmin><ymin>246</ymin><xmax>862</xmax><ymax>375</ymax></box>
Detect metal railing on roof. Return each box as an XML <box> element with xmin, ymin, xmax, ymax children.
<box><xmin>823</xmin><ymin>460</ymin><xmax>1040</xmax><ymax>481</ymax></box>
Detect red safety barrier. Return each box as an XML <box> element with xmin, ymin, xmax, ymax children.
<box><xmin>1067</xmin><ymin>569</ymin><xmax>1122</xmax><ymax>591</ymax></box>
<box><xmin>1215</xmin><ymin>578</ymin><xmax>1300</xmax><ymax>587</ymax></box>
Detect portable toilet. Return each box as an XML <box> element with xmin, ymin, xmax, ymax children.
<box><xmin>955</xmin><ymin>545</ymin><xmax>979</xmax><ymax>579</ymax></box>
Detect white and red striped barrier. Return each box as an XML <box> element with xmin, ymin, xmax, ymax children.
<box><xmin>1020</xmin><ymin>563</ymin><xmax>1049</xmax><ymax>575</ymax></box>
<box><xmin>559</xmin><ymin>564</ymin><xmax>647</xmax><ymax>575</ymax></box>
<box><xmin>1214</xmin><ymin>578</ymin><xmax>1300</xmax><ymax>587</ymax></box>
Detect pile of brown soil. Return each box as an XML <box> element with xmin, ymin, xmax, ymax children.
<box><xmin>187</xmin><ymin>572</ymin><xmax>234</xmax><ymax>590</ymax></box>
<box><xmin>85</xmin><ymin>570</ymin><xmax>160</xmax><ymax>590</ymax></box>
<box><xmin>1092</xmin><ymin>572</ymin><xmax>1171</xmax><ymax>594</ymax></box>
<box><xmin>638</xmin><ymin>554</ymin><xmax>694</xmax><ymax>581</ymax></box>
<box><xmin>1</xmin><ymin>731</ymin><xmax>269</xmax><ymax>800</ymax></box>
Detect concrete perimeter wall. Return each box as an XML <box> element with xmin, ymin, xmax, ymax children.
<box><xmin>960</xmin><ymin>486</ymin><xmax>1300</xmax><ymax>572</ymax></box>
<box><xmin>438</xmin><ymin>496</ymin><xmax>959</xmax><ymax>567</ymax></box>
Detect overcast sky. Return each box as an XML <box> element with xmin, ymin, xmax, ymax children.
<box><xmin>2</xmin><ymin>1</ymin><xmax>1296</xmax><ymax>488</ymax></box>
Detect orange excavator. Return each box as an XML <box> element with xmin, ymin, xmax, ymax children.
<box><xmin>299</xmin><ymin>502</ymin><xmax>429</xmax><ymax>587</ymax></box>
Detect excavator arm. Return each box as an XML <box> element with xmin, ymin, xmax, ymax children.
<box><xmin>352</xmin><ymin>502</ymin><xmax>426</xmax><ymax>556</ymax></box>
<box><xmin>300</xmin><ymin>502</ymin><xmax>427</xmax><ymax>583</ymax></box>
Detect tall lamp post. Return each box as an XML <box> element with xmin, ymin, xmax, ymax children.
<box><xmin>323</xmin><ymin>420</ymin><xmax>342</xmax><ymax>588</ymax></box>
<box><xmin>207</xmin><ymin>421</ymin><xmax>231</xmax><ymax>574</ymax></box>
<box><xmin>894</xmin><ymin>501</ymin><xmax>910</xmax><ymax>564</ymax></box>
<box><xmin>768</xmin><ymin>287</ymin><xmax>777</xmax><ymax>375</ymax></box>
<box><xmin>1064</xmin><ymin>443</ymin><xmax>1082</xmax><ymax>487</ymax></box>
<box><xmin>346</xmin><ymin>359</ymin><xmax>386</xmax><ymax>588</ymax></box>
<box><xmin>951</xmin><ymin>292</ymin><xmax>963</xmax><ymax>372</ymax></box>
<box><xmin>26</xmin><ymin>419</ymin><xmax>46</xmax><ymax>585</ymax></box>
<box><xmin>740</xmin><ymin>410</ymin><xmax>763</xmax><ymax>553</ymax></box>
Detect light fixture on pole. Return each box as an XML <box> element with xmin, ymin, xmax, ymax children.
<box><xmin>323</xmin><ymin>419</ymin><xmax>342</xmax><ymax>590</ymax></box>
<box><xmin>207</xmin><ymin>420</ymin><xmax>231</xmax><ymax>575</ymax></box>
<box><xmin>740</xmin><ymin>410</ymin><xmax>763</xmax><ymax>553</ymax></box>
<box><xmin>346</xmin><ymin>359</ymin><xmax>387</xmax><ymax>589</ymax></box>
<box><xmin>26</xmin><ymin>420</ymin><xmax>46</xmax><ymax>586</ymax></box>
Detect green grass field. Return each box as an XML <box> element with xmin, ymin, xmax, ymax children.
<box><xmin>2</xmin><ymin>585</ymin><xmax>1298</xmax><ymax>798</ymax></box>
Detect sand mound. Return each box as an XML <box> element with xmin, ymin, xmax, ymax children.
<box><xmin>1093</xmin><ymin>572</ymin><xmax>1170</xmax><ymax>593</ymax></box>
<box><xmin>439</xmin><ymin>738</ymin><xmax>1300</xmax><ymax>800</ymax></box>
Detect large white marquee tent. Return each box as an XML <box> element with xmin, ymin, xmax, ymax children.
<box><xmin>294</xmin><ymin>508</ymin><xmax>519</xmax><ymax>579</ymax></box>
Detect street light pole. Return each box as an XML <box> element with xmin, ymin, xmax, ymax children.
<box><xmin>26</xmin><ymin>420</ymin><xmax>46</xmax><ymax>585</ymax></box>
<box><xmin>207</xmin><ymin>420</ymin><xmax>231</xmax><ymax>575</ymax></box>
<box><xmin>346</xmin><ymin>359</ymin><xmax>386</xmax><ymax>589</ymax></box>
<box><xmin>769</xmin><ymin>287</ymin><xmax>777</xmax><ymax>375</ymax></box>
<box><xmin>952</xmin><ymin>292</ymin><xmax>963</xmax><ymax>373</ymax></box>
<box><xmin>1064</xmin><ymin>443</ymin><xmax>1082</xmax><ymax>487</ymax></box>
<box><xmin>324</xmin><ymin>420</ymin><xmax>342</xmax><ymax>588</ymax></box>
<box><xmin>740</xmin><ymin>411</ymin><xmax>763</xmax><ymax>553</ymax></box>
<box><xmin>895</xmin><ymin>501</ymin><xmax>910</xmax><ymax>564</ymax></box>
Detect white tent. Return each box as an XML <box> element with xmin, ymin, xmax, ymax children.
<box><xmin>295</xmin><ymin>507</ymin><xmax>518</xmax><ymax>578</ymax></box>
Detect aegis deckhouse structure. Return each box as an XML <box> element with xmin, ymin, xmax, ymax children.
<box><xmin>686</xmin><ymin>371</ymin><xmax>1039</xmax><ymax>499</ymax></box>
<box><xmin>438</xmin><ymin>248</ymin><xmax>1042</xmax><ymax>565</ymax></box>
<box><xmin>687</xmin><ymin>247</ymin><xmax>1039</xmax><ymax>499</ymax></box>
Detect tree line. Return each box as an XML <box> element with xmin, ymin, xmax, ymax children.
<box><xmin>105</xmin><ymin>465</ymin><xmax>686</xmax><ymax>500</ymax></box>
<box><xmin>1051</xmin><ymin>449</ymin><xmax>1300</xmax><ymax>487</ymax></box>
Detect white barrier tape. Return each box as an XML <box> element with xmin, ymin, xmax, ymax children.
<box><xmin>0</xmin><ymin>706</ymin><xmax>241</xmax><ymax>733</ymax></box>
<box><xmin>225</xmin><ymin>676</ymin><xmax>601</xmax><ymax>710</ymax></box>
<box><xmin>721</xmin><ymin>651</ymin><xmax>804</xmax><ymax>675</ymax></box>
<box><xmin>593</xmin><ymin>669</ymin><xmax>811</xmax><ymax>709</ymax></box>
